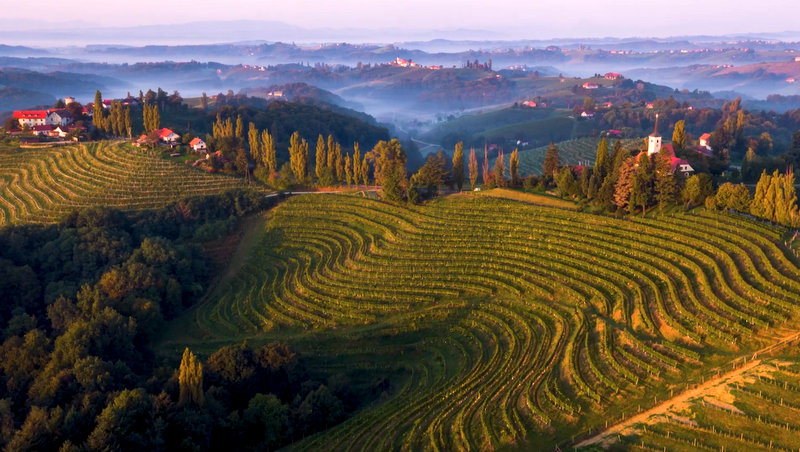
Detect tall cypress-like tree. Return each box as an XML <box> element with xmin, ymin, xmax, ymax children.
<box><xmin>361</xmin><ymin>153</ymin><xmax>370</xmax><ymax>185</ymax></box>
<box><xmin>315</xmin><ymin>134</ymin><xmax>327</xmax><ymax>180</ymax></box>
<box><xmin>92</xmin><ymin>90</ymin><xmax>104</xmax><ymax>130</ymax></box>
<box><xmin>248</xmin><ymin>122</ymin><xmax>260</xmax><ymax>163</ymax></box>
<box><xmin>262</xmin><ymin>130</ymin><xmax>276</xmax><ymax>174</ymax></box>
<box><xmin>493</xmin><ymin>149</ymin><xmax>506</xmax><ymax>187</ymax></box>
<box><xmin>344</xmin><ymin>154</ymin><xmax>353</xmax><ymax>186</ymax></box>
<box><xmin>543</xmin><ymin>142</ymin><xmax>560</xmax><ymax>179</ymax></box>
<box><xmin>123</xmin><ymin>107</ymin><xmax>132</xmax><ymax>138</ymax></box>
<box><xmin>353</xmin><ymin>142</ymin><xmax>362</xmax><ymax>186</ymax></box>
<box><xmin>452</xmin><ymin>142</ymin><xmax>465</xmax><ymax>191</ymax></box>
<box><xmin>672</xmin><ymin>120</ymin><xmax>686</xmax><ymax>152</ymax></box>
<box><xmin>482</xmin><ymin>145</ymin><xmax>491</xmax><ymax>187</ymax></box>
<box><xmin>289</xmin><ymin>131</ymin><xmax>308</xmax><ymax>182</ymax></box>
<box><xmin>750</xmin><ymin>170</ymin><xmax>769</xmax><ymax>218</ymax></box>
<box><xmin>629</xmin><ymin>152</ymin><xmax>654</xmax><ymax>214</ymax></box>
<box><xmin>468</xmin><ymin>147</ymin><xmax>479</xmax><ymax>190</ymax></box>
<box><xmin>235</xmin><ymin>115</ymin><xmax>244</xmax><ymax>144</ymax></box>
<box><xmin>327</xmin><ymin>135</ymin><xmax>337</xmax><ymax>172</ymax></box>
<box><xmin>335</xmin><ymin>143</ymin><xmax>344</xmax><ymax>182</ymax></box>
<box><xmin>613</xmin><ymin>157</ymin><xmax>636</xmax><ymax>210</ymax></box>
<box><xmin>509</xmin><ymin>148</ymin><xmax>520</xmax><ymax>187</ymax></box>
<box><xmin>654</xmin><ymin>150</ymin><xmax>680</xmax><ymax>210</ymax></box>
<box><xmin>178</xmin><ymin>348</ymin><xmax>204</xmax><ymax>407</ymax></box>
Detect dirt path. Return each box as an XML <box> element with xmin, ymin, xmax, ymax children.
<box><xmin>574</xmin><ymin>331</ymin><xmax>800</xmax><ymax>449</ymax></box>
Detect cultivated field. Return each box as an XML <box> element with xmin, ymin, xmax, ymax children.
<box><xmin>168</xmin><ymin>191</ymin><xmax>800</xmax><ymax>450</ymax></box>
<box><xmin>0</xmin><ymin>141</ymin><xmax>261</xmax><ymax>225</ymax></box>
<box><xmin>489</xmin><ymin>137</ymin><xmax>644</xmax><ymax>176</ymax></box>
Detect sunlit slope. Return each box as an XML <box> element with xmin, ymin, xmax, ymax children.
<box><xmin>189</xmin><ymin>193</ymin><xmax>800</xmax><ymax>450</ymax></box>
<box><xmin>0</xmin><ymin>141</ymin><xmax>259</xmax><ymax>225</ymax></box>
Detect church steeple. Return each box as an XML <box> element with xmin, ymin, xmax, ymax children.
<box><xmin>650</xmin><ymin>113</ymin><xmax>660</xmax><ymax>137</ymax></box>
<box><xmin>647</xmin><ymin>113</ymin><xmax>662</xmax><ymax>155</ymax></box>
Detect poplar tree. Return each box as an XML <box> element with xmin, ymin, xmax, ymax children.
<box><xmin>327</xmin><ymin>135</ymin><xmax>337</xmax><ymax>172</ymax></box>
<box><xmin>482</xmin><ymin>145</ymin><xmax>491</xmax><ymax>187</ymax></box>
<box><xmin>452</xmin><ymin>141</ymin><xmax>465</xmax><ymax>191</ymax></box>
<box><xmin>289</xmin><ymin>131</ymin><xmax>308</xmax><ymax>182</ymax></box>
<box><xmin>589</xmin><ymin>138</ymin><xmax>609</xmax><ymax>196</ymax></box>
<box><xmin>178</xmin><ymin>348</ymin><xmax>204</xmax><ymax>407</ymax></box>
<box><xmin>353</xmin><ymin>143</ymin><xmax>362</xmax><ymax>186</ymax></box>
<box><xmin>262</xmin><ymin>130</ymin><xmax>276</xmax><ymax>174</ymax></box>
<box><xmin>124</xmin><ymin>107</ymin><xmax>132</xmax><ymax>138</ymax></box>
<box><xmin>93</xmin><ymin>90</ymin><xmax>104</xmax><ymax>130</ymax></box>
<box><xmin>235</xmin><ymin>115</ymin><xmax>244</xmax><ymax>144</ymax></box>
<box><xmin>509</xmin><ymin>148</ymin><xmax>520</xmax><ymax>186</ymax></box>
<box><xmin>248</xmin><ymin>123</ymin><xmax>260</xmax><ymax>163</ymax></box>
<box><xmin>750</xmin><ymin>170</ymin><xmax>769</xmax><ymax>218</ymax></box>
<box><xmin>345</xmin><ymin>154</ymin><xmax>353</xmax><ymax>186</ymax></box>
<box><xmin>468</xmin><ymin>147</ymin><xmax>479</xmax><ymax>190</ymax></box>
<box><xmin>493</xmin><ymin>149</ymin><xmax>506</xmax><ymax>187</ymax></box>
<box><xmin>315</xmin><ymin>134</ymin><xmax>327</xmax><ymax>180</ymax></box>
<box><xmin>335</xmin><ymin>143</ymin><xmax>344</xmax><ymax>182</ymax></box>
<box><xmin>361</xmin><ymin>154</ymin><xmax>370</xmax><ymax>185</ymax></box>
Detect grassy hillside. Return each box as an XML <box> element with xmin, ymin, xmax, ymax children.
<box><xmin>163</xmin><ymin>191</ymin><xmax>800</xmax><ymax>450</ymax></box>
<box><xmin>0</xmin><ymin>141</ymin><xmax>263</xmax><ymax>225</ymax></box>
<box><xmin>487</xmin><ymin>137</ymin><xmax>644</xmax><ymax>176</ymax></box>
<box><xmin>421</xmin><ymin>107</ymin><xmax>574</xmax><ymax>150</ymax></box>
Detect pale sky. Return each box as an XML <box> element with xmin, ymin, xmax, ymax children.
<box><xmin>3</xmin><ymin>0</ymin><xmax>800</xmax><ymax>39</ymax></box>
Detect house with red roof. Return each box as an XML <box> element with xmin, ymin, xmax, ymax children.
<box><xmin>604</xmin><ymin>72</ymin><xmax>622</xmax><ymax>80</ymax></box>
<box><xmin>698</xmin><ymin>133</ymin><xmax>711</xmax><ymax>149</ymax></box>
<box><xmin>13</xmin><ymin>110</ymin><xmax>48</xmax><ymax>127</ymax></box>
<box><xmin>158</xmin><ymin>128</ymin><xmax>180</xmax><ymax>144</ymax></box>
<box><xmin>582</xmin><ymin>82</ymin><xmax>600</xmax><ymax>89</ymax></box>
<box><xmin>31</xmin><ymin>125</ymin><xmax>53</xmax><ymax>136</ymax></box>
<box><xmin>189</xmin><ymin>137</ymin><xmax>207</xmax><ymax>153</ymax></box>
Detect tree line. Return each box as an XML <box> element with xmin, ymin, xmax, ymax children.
<box><xmin>0</xmin><ymin>191</ymin><xmax>380</xmax><ymax>451</ymax></box>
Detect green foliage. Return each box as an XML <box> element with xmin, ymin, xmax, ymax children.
<box><xmin>682</xmin><ymin>173</ymin><xmax>714</xmax><ymax>207</ymax></box>
<box><xmin>452</xmin><ymin>142</ymin><xmax>465</xmax><ymax>191</ymax></box>
<box><xmin>468</xmin><ymin>147</ymin><xmax>479</xmax><ymax>190</ymax></box>
<box><xmin>509</xmin><ymin>148</ymin><xmax>520</xmax><ymax>187</ymax></box>
<box><xmin>288</xmin><ymin>131</ymin><xmax>309</xmax><ymax>183</ymax></box>
<box><xmin>556</xmin><ymin>166</ymin><xmax>578</xmax><ymax>198</ymax></box>
<box><xmin>671</xmin><ymin>119</ymin><xmax>686</xmax><ymax>151</ymax></box>
<box><xmin>179</xmin><ymin>348</ymin><xmax>204</xmax><ymax>407</ymax></box>
<box><xmin>715</xmin><ymin>182</ymin><xmax>752</xmax><ymax>212</ymax></box>
<box><xmin>542</xmin><ymin>142</ymin><xmax>560</xmax><ymax>179</ymax></box>
<box><xmin>411</xmin><ymin>151</ymin><xmax>448</xmax><ymax>196</ymax></box>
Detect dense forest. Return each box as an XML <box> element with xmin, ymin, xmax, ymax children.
<box><xmin>0</xmin><ymin>190</ymin><xmax>379</xmax><ymax>451</ymax></box>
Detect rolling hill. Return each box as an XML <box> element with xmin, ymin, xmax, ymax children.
<box><xmin>0</xmin><ymin>141</ymin><xmax>264</xmax><ymax>225</ymax></box>
<box><xmin>162</xmin><ymin>191</ymin><xmax>800</xmax><ymax>450</ymax></box>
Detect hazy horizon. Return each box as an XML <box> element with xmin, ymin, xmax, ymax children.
<box><xmin>2</xmin><ymin>0</ymin><xmax>799</xmax><ymax>46</ymax></box>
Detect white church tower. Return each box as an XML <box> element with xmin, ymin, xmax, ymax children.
<box><xmin>648</xmin><ymin>113</ymin><xmax>662</xmax><ymax>156</ymax></box>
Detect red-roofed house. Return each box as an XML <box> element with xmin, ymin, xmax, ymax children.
<box><xmin>604</xmin><ymin>72</ymin><xmax>622</xmax><ymax>80</ymax></box>
<box><xmin>158</xmin><ymin>128</ymin><xmax>180</xmax><ymax>144</ymax></box>
<box><xmin>189</xmin><ymin>137</ymin><xmax>207</xmax><ymax>152</ymax></box>
<box><xmin>31</xmin><ymin>125</ymin><xmax>53</xmax><ymax>136</ymax></box>
<box><xmin>13</xmin><ymin>110</ymin><xmax>48</xmax><ymax>127</ymax></box>
<box><xmin>640</xmin><ymin>144</ymin><xmax>693</xmax><ymax>174</ymax></box>
<box><xmin>698</xmin><ymin>133</ymin><xmax>711</xmax><ymax>149</ymax></box>
<box><xmin>582</xmin><ymin>82</ymin><xmax>600</xmax><ymax>89</ymax></box>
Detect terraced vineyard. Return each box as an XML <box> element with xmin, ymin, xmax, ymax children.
<box><xmin>0</xmin><ymin>141</ymin><xmax>261</xmax><ymax>225</ymax></box>
<box><xmin>490</xmin><ymin>137</ymin><xmax>644</xmax><ymax>176</ymax></box>
<box><xmin>617</xmin><ymin>358</ymin><xmax>800</xmax><ymax>451</ymax></box>
<box><xmin>169</xmin><ymin>192</ymin><xmax>800</xmax><ymax>451</ymax></box>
